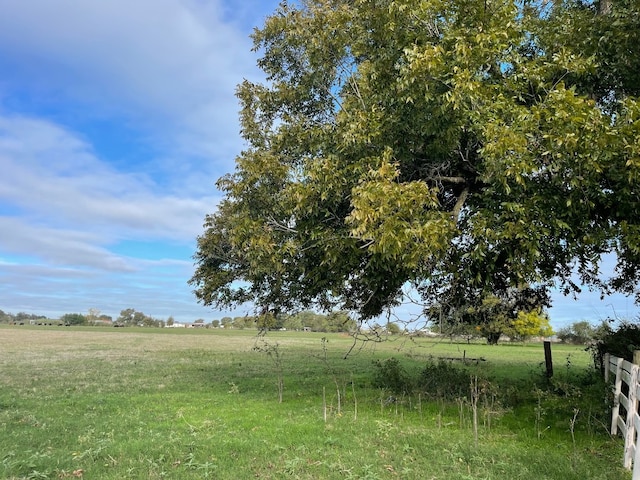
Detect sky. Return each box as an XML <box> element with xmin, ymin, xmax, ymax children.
<box><xmin>0</xmin><ymin>0</ymin><xmax>637</xmax><ymax>328</ymax></box>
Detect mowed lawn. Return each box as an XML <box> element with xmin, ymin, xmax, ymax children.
<box><xmin>0</xmin><ymin>326</ymin><xmax>629</xmax><ymax>479</ymax></box>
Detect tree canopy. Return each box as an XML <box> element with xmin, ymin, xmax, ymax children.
<box><xmin>191</xmin><ymin>0</ymin><xmax>640</xmax><ymax>322</ymax></box>
<box><xmin>60</xmin><ymin>313</ymin><xmax>87</xmax><ymax>326</ymax></box>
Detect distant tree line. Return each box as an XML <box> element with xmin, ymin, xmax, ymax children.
<box><xmin>0</xmin><ymin>307</ymin><xmax>358</xmax><ymax>332</ymax></box>
<box><xmin>556</xmin><ymin>320</ymin><xmax>612</xmax><ymax>345</ymax></box>
<box><xmin>213</xmin><ymin>310</ymin><xmax>356</xmax><ymax>333</ymax></box>
<box><xmin>0</xmin><ymin>310</ymin><xmax>48</xmax><ymax>324</ymax></box>
<box><xmin>0</xmin><ymin>308</ymin><xmax>163</xmax><ymax>327</ymax></box>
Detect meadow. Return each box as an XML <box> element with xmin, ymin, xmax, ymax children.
<box><xmin>0</xmin><ymin>326</ymin><xmax>629</xmax><ymax>479</ymax></box>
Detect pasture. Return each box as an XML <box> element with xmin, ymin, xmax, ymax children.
<box><xmin>0</xmin><ymin>326</ymin><xmax>629</xmax><ymax>479</ymax></box>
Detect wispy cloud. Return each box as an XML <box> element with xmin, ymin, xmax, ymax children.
<box><xmin>0</xmin><ymin>115</ymin><xmax>219</xmax><ymax>242</ymax></box>
<box><xmin>0</xmin><ymin>218</ymin><xmax>134</xmax><ymax>272</ymax></box>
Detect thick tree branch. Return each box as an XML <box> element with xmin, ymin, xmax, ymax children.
<box><xmin>430</xmin><ymin>176</ymin><xmax>468</xmax><ymax>184</ymax></box>
<box><xmin>452</xmin><ymin>186</ymin><xmax>470</xmax><ymax>222</ymax></box>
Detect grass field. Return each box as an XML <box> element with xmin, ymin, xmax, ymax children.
<box><xmin>0</xmin><ymin>326</ymin><xmax>629</xmax><ymax>479</ymax></box>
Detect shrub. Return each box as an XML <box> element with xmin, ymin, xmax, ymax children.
<box><xmin>371</xmin><ymin>358</ymin><xmax>412</xmax><ymax>395</ymax></box>
<box><xmin>417</xmin><ymin>360</ymin><xmax>473</xmax><ymax>400</ymax></box>
<box><xmin>590</xmin><ymin>320</ymin><xmax>640</xmax><ymax>373</ymax></box>
<box><xmin>373</xmin><ymin>357</ymin><xmax>481</xmax><ymax>401</ymax></box>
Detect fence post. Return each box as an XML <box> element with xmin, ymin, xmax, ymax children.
<box><xmin>634</xmin><ymin>368</ymin><xmax>640</xmax><ymax>480</ymax></box>
<box><xmin>624</xmin><ymin>363</ymin><xmax>639</xmax><ymax>469</ymax></box>
<box><xmin>612</xmin><ymin>357</ymin><xmax>623</xmax><ymax>435</ymax></box>
<box><xmin>544</xmin><ymin>341</ymin><xmax>553</xmax><ymax>378</ymax></box>
<box><xmin>631</xmin><ymin>350</ymin><xmax>640</xmax><ymax>474</ymax></box>
<box><xmin>605</xmin><ymin>353</ymin><xmax>611</xmax><ymax>383</ymax></box>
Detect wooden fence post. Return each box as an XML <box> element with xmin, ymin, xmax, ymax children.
<box><xmin>544</xmin><ymin>341</ymin><xmax>553</xmax><ymax>378</ymax></box>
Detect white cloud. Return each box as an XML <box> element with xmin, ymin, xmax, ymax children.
<box><xmin>0</xmin><ymin>0</ymin><xmax>263</xmax><ymax>161</ymax></box>
<box><xmin>0</xmin><ymin>217</ymin><xmax>135</xmax><ymax>271</ymax></box>
<box><xmin>0</xmin><ymin>114</ymin><xmax>220</xmax><ymax>242</ymax></box>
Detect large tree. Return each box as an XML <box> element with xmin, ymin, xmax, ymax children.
<box><xmin>190</xmin><ymin>0</ymin><xmax>640</xmax><ymax>322</ymax></box>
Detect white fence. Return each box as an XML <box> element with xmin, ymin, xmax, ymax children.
<box><xmin>605</xmin><ymin>353</ymin><xmax>640</xmax><ymax>477</ymax></box>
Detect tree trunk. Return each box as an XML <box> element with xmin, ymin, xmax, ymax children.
<box><xmin>486</xmin><ymin>332</ymin><xmax>501</xmax><ymax>345</ymax></box>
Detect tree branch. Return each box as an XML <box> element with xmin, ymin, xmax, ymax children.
<box><xmin>452</xmin><ymin>186</ymin><xmax>470</xmax><ymax>222</ymax></box>
<box><xmin>430</xmin><ymin>176</ymin><xmax>468</xmax><ymax>184</ymax></box>
<box><xmin>266</xmin><ymin>217</ymin><xmax>298</xmax><ymax>234</ymax></box>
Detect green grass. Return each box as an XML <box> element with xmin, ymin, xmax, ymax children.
<box><xmin>0</xmin><ymin>326</ymin><xmax>629</xmax><ymax>479</ymax></box>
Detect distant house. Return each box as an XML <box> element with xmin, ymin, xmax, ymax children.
<box><xmin>166</xmin><ymin>323</ymin><xmax>186</xmax><ymax>328</ymax></box>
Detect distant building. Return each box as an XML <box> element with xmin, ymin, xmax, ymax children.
<box><xmin>92</xmin><ymin>319</ymin><xmax>113</xmax><ymax>327</ymax></box>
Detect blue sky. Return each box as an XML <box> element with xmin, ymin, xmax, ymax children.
<box><xmin>0</xmin><ymin>0</ymin><xmax>636</xmax><ymax>328</ymax></box>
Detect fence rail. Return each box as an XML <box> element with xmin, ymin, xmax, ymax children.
<box><xmin>605</xmin><ymin>353</ymin><xmax>640</xmax><ymax>477</ymax></box>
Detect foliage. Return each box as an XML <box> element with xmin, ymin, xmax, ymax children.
<box><xmin>191</xmin><ymin>0</ymin><xmax>640</xmax><ymax>322</ymax></box>
<box><xmin>116</xmin><ymin>308</ymin><xmax>163</xmax><ymax>327</ymax></box>
<box><xmin>511</xmin><ymin>309</ymin><xmax>554</xmax><ymax>341</ymax></box>
<box><xmin>439</xmin><ymin>321</ymin><xmax>482</xmax><ymax>342</ymax></box>
<box><xmin>220</xmin><ymin>310</ymin><xmax>357</xmax><ymax>332</ymax></box>
<box><xmin>385</xmin><ymin>322</ymin><xmax>402</xmax><ymax>335</ymax></box>
<box><xmin>371</xmin><ymin>357</ymin><xmax>413</xmax><ymax>395</ymax></box>
<box><xmin>60</xmin><ymin>313</ymin><xmax>87</xmax><ymax>326</ymax></box>
<box><xmin>288</xmin><ymin>310</ymin><xmax>356</xmax><ymax>332</ymax></box>
<box><xmin>372</xmin><ymin>357</ymin><xmax>483</xmax><ymax>401</ymax></box>
<box><xmin>0</xmin><ymin>310</ymin><xmax>49</xmax><ymax>324</ymax></box>
<box><xmin>590</xmin><ymin>319</ymin><xmax>640</xmax><ymax>371</ymax></box>
<box><xmin>418</xmin><ymin>360</ymin><xmax>475</xmax><ymax>400</ymax></box>
<box><xmin>556</xmin><ymin>320</ymin><xmax>608</xmax><ymax>344</ymax></box>
<box><xmin>430</xmin><ymin>287</ymin><xmax>551</xmax><ymax>344</ymax></box>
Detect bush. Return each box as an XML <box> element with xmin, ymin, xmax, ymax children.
<box><xmin>371</xmin><ymin>358</ymin><xmax>412</xmax><ymax>395</ymax></box>
<box><xmin>590</xmin><ymin>320</ymin><xmax>640</xmax><ymax>373</ymax></box>
<box><xmin>372</xmin><ymin>358</ymin><xmax>480</xmax><ymax>400</ymax></box>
